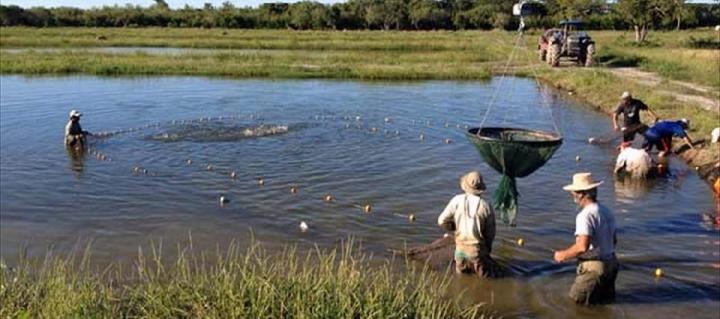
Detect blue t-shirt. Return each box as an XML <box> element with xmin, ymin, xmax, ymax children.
<box><xmin>644</xmin><ymin>121</ymin><xmax>686</xmax><ymax>140</ymax></box>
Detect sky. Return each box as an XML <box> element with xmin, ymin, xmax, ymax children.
<box><xmin>2</xmin><ymin>0</ymin><xmax>715</xmax><ymax>9</ymax></box>
<box><xmin>2</xmin><ymin>0</ymin><xmax>342</xmax><ymax>9</ymax></box>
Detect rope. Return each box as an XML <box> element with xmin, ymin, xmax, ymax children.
<box><xmin>479</xmin><ymin>32</ymin><xmax>524</xmax><ymax>129</ymax></box>
<box><xmin>518</xmin><ymin>34</ymin><xmax>562</xmax><ymax>136</ymax></box>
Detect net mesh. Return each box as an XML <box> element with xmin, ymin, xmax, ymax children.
<box><xmin>466</xmin><ymin>127</ymin><xmax>563</xmax><ymax>226</ymax></box>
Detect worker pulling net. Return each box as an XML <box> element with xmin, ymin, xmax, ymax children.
<box><xmin>466</xmin><ymin>127</ymin><xmax>562</xmax><ymax>226</ymax></box>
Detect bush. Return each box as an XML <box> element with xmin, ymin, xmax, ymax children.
<box><xmin>594</xmin><ymin>49</ymin><xmax>646</xmax><ymax>67</ymax></box>
<box><xmin>684</xmin><ymin>36</ymin><xmax>720</xmax><ymax>49</ymax></box>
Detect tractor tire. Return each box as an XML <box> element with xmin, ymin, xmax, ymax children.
<box><xmin>585</xmin><ymin>44</ymin><xmax>595</xmax><ymax>67</ymax></box>
<box><xmin>538</xmin><ymin>49</ymin><xmax>547</xmax><ymax>62</ymax></box>
<box><xmin>549</xmin><ymin>44</ymin><xmax>561</xmax><ymax>67</ymax></box>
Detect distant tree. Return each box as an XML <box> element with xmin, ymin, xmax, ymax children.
<box><xmin>554</xmin><ymin>0</ymin><xmax>607</xmax><ymax>20</ymax></box>
<box><xmin>153</xmin><ymin>0</ymin><xmax>170</xmax><ymax>11</ymax></box>
<box><xmin>289</xmin><ymin>1</ymin><xmax>328</xmax><ymax>30</ymax></box>
<box><xmin>0</xmin><ymin>5</ymin><xmax>27</xmax><ymax>26</ymax></box>
<box><xmin>615</xmin><ymin>0</ymin><xmax>664</xmax><ymax>42</ymax></box>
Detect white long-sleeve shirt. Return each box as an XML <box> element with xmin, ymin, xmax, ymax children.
<box><xmin>438</xmin><ymin>194</ymin><xmax>496</xmax><ymax>254</ymax></box>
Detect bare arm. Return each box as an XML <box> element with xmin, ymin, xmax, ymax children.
<box><xmin>612</xmin><ymin>113</ymin><xmax>619</xmax><ymax>131</ymax></box>
<box><xmin>647</xmin><ymin>107</ymin><xmax>659</xmax><ymax>122</ymax></box>
<box><xmin>554</xmin><ymin>235</ymin><xmax>591</xmax><ymax>263</ymax></box>
<box><xmin>683</xmin><ymin>136</ymin><xmax>694</xmax><ymax>149</ymax></box>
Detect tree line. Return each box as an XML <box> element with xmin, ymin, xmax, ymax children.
<box><xmin>1</xmin><ymin>0</ymin><xmax>718</xmax><ymax>32</ymax></box>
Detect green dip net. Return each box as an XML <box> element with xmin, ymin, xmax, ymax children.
<box><xmin>466</xmin><ymin>127</ymin><xmax>563</xmax><ymax>226</ymax></box>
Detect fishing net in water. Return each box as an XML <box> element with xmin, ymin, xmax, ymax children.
<box><xmin>466</xmin><ymin>127</ymin><xmax>562</xmax><ymax>226</ymax></box>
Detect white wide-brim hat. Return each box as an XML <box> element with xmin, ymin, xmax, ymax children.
<box><xmin>69</xmin><ymin>110</ymin><xmax>82</xmax><ymax>118</ymax></box>
<box><xmin>563</xmin><ymin>172</ymin><xmax>603</xmax><ymax>192</ymax></box>
<box><xmin>620</xmin><ymin>91</ymin><xmax>631</xmax><ymax>99</ymax></box>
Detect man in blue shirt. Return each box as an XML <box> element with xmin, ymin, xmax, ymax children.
<box><xmin>642</xmin><ymin>119</ymin><xmax>695</xmax><ymax>158</ymax></box>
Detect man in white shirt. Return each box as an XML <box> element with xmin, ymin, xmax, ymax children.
<box><xmin>438</xmin><ymin>171</ymin><xmax>498</xmax><ymax>277</ymax></box>
<box><xmin>554</xmin><ymin>172</ymin><xmax>619</xmax><ymax>305</ymax></box>
<box><xmin>614</xmin><ymin>141</ymin><xmax>653</xmax><ymax>179</ymax></box>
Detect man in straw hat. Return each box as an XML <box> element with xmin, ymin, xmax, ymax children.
<box><xmin>612</xmin><ymin>91</ymin><xmax>658</xmax><ymax>143</ymax></box>
<box><xmin>554</xmin><ymin>172</ymin><xmax>618</xmax><ymax>305</ymax></box>
<box><xmin>437</xmin><ymin>171</ymin><xmax>498</xmax><ymax>277</ymax></box>
<box><xmin>65</xmin><ymin>109</ymin><xmax>91</xmax><ymax>149</ymax></box>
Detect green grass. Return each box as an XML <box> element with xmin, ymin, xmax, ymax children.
<box><xmin>0</xmin><ymin>27</ymin><xmax>717</xmax><ymax>171</ymax></box>
<box><xmin>0</xmin><ymin>239</ymin><xmax>491</xmax><ymax>318</ymax></box>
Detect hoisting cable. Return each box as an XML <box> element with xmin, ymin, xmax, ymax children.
<box><xmin>478</xmin><ymin>31</ymin><xmax>525</xmax><ymax>129</ymax></box>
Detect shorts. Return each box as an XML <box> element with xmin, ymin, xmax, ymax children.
<box><xmin>569</xmin><ymin>256</ymin><xmax>619</xmax><ymax>305</ymax></box>
<box><xmin>454</xmin><ymin>244</ymin><xmax>499</xmax><ymax>278</ymax></box>
<box><xmin>643</xmin><ymin>136</ymin><xmax>672</xmax><ymax>153</ymax></box>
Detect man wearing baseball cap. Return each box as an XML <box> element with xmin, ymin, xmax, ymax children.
<box><xmin>554</xmin><ymin>172</ymin><xmax>619</xmax><ymax>305</ymax></box>
<box><xmin>612</xmin><ymin>91</ymin><xmax>658</xmax><ymax>142</ymax></box>
<box><xmin>65</xmin><ymin>110</ymin><xmax>91</xmax><ymax>149</ymax></box>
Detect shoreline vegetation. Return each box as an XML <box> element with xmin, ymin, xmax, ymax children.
<box><xmin>0</xmin><ymin>240</ymin><xmax>491</xmax><ymax>318</ymax></box>
<box><xmin>1</xmin><ymin>27</ymin><xmax>717</xmax><ymax>184</ymax></box>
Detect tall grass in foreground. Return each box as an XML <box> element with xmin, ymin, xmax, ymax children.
<box><xmin>0</xmin><ymin>240</ymin><xmax>491</xmax><ymax>318</ymax></box>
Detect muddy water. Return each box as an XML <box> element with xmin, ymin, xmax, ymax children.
<box><xmin>0</xmin><ymin>76</ymin><xmax>717</xmax><ymax>318</ymax></box>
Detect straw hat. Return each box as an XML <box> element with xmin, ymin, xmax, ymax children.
<box><xmin>620</xmin><ymin>91</ymin><xmax>631</xmax><ymax>100</ymax></box>
<box><xmin>460</xmin><ymin>171</ymin><xmax>486</xmax><ymax>195</ymax></box>
<box><xmin>563</xmin><ymin>172</ymin><xmax>603</xmax><ymax>192</ymax></box>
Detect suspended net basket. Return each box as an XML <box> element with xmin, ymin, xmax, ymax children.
<box><xmin>466</xmin><ymin>127</ymin><xmax>562</xmax><ymax>226</ymax></box>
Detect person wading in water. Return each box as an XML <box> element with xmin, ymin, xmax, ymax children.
<box><xmin>437</xmin><ymin>171</ymin><xmax>499</xmax><ymax>278</ymax></box>
<box><xmin>554</xmin><ymin>172</ymin><xmax>619</xmax><ymax>305</ymax></box>
<box><xmin>612</xmin><ymin>91</ymin><xmax>659</xmax><ymax>143</ymax></box>
<box><xmin>65</xmin><ymin>110</ymin><xmax>91</xmax><ymax>150</ymax></box>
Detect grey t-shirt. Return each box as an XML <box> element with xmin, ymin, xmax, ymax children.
<box><xmin>575</xmin><ymin>202</ymin><xmax>616</xmax><ymax>260</ymax></box>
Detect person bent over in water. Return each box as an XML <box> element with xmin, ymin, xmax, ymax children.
<box><xmin>438</xmin><ymin>171</ymin><xmax>499</xmax><ymax>278</ymax></box>
<box><xmin>555</xmin><ymin>173</ymin><xmax>619</xmax><ymax>305</ymax></box>
<box><xmin>614</xmin><ymin>142</ymin><xmax>654</xmax><ymax>179</ymax></box>
<box><xmin>642</xmin><ymin>119</ymin><xmax>694</xmax><ymax>159</ymax></box>
<box><xmin>65</xmin><ymin>110</ymin><xmax>91</xmax><ymax>149</ymax></box>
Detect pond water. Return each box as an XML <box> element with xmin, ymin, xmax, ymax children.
<box><xmin>1</xmin><ymin>76</ymin><xmax>718</xmax><ymax>318</ymax></box>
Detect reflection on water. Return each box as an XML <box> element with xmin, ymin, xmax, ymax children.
<box><xmin>66</xmin><ymin>147</ymin><xmax>86</xmax><ymax>174</ymax></box>
<box><xmin>0</xmin><ymin>76</ymin><xmax>717</xmax><ymax>319</ymax></box>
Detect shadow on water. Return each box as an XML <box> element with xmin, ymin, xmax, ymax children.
<box><xmin>615</xmin><ymin>282</ymin><xmax>720</xmax><ymax>304</ymax></box>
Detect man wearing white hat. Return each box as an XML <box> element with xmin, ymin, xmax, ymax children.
<box><xmin>438</xmin><ymin>171</ymin><xmax>498</xmax><ymax>278</ymax></box>
<box><xmin>554</xmin><ymin>172</ymin><xmax>618</xmax><ymax>305</ymax></box>
<box><xmin>64</xmin><ymin>110</ymin><xmax>91</xmax><ymax>149</ymax></box>
<box><xmin>612</xmin><ymin>91</ymin><xmax>658</xmax><ymax>142</ymax></box>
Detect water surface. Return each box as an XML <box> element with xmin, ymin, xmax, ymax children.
<box><xmin>1</xmin><ymin>76</ymin><xmax>718</xmax><ymax>318</ymax></box>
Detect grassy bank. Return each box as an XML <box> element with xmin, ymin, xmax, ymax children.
<box><xmin>0</xmin><ymin>240</ymin><xmax>490</xmax><ymax>318</ymax></box>
<box><xmin>1</xmin><ymin>27</ymin><xmax>718</xmax><ymax>180</ymax></box>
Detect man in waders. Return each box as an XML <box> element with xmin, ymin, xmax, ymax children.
<box><xmin>65</xmin><ymin>110</ymin><xmax>91</xmax><ymax>149</ymax></box>
<box><xmin>437</xmin><ymin>171</ymin><xmax>498</xmax><ymax>278</ymax></box>
<box><xmin>554</xmin><ymin>172</ymin><xmax>618</xmax><ymax>305</ymax></box>
<box><xmin>612</xmin><ymin>91</ymin><xmax>658</xmax><ymax>142</ymax></box>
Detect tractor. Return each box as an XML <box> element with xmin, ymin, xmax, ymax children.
<box><xmin>538</xmin><ymin>20</ymin><xmax>595</xmax><ymax>67</ymax></box>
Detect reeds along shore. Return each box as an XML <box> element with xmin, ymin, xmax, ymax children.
<box><xmin>0</xmin><ymin>240</ymin><xmax>492</xmax><ymax>318</ymax></box>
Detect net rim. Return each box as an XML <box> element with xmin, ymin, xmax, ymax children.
<box><xmin>466</xmin><ymin>127</ymin><xmax>563</xmax><ymax>147</ymax></box>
